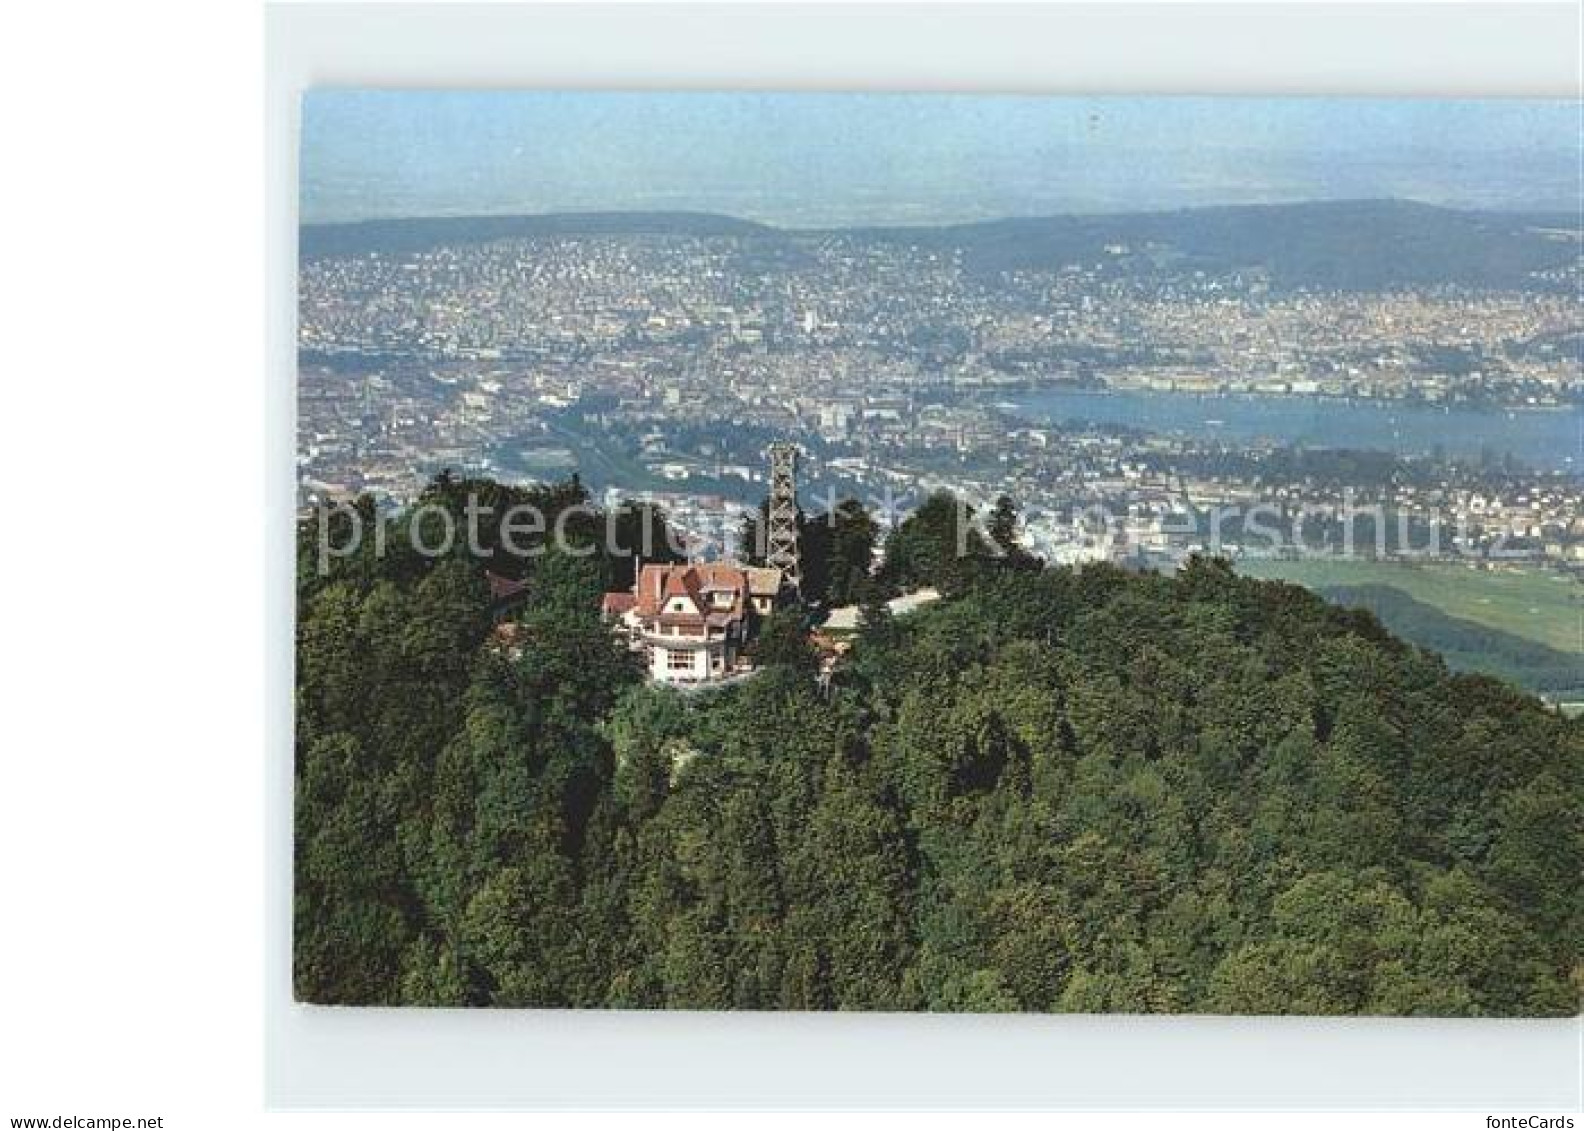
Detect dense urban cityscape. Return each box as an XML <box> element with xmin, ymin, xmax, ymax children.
<box><xmin>299</xmin><ymin>205</ymin><xmax>1583</xmax><ymax>577</ymax></box>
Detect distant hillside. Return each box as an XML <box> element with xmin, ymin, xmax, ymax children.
<box><xmin>854</xmin><ymin>200</ymin><xmax>1579</xmax><ymax>290</ymax></box>
<box><xmin>1320</xmin><ymin>583</ymin><xmax>1581</xmax><ymax>692</ymax></box>
<box><xmin>299</xmin><ymin>210</ymin><xmax>775</xmax><ymax>261</ymax></box>
<box><xmin>302</xmin><ymin>200</ymin><xmax>1580</xmax><ymax>291</ymax></box>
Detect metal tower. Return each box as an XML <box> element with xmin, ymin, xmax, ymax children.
<box><xmin>765</xmin><ymin>442</ymin><xmax>802</xmax><ymax>596</ymax></box>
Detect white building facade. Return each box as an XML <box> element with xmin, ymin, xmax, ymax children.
<box><xmin>603</xmin><ymin>562</ymin><xmax>782</xmax><ymax>685</ymax></box>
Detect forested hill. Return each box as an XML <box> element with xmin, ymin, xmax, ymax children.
<box><xmin>299</xmin><ymin>200</ymin><xmax>1578</xmax><ymax>291</ymax></box>
<box><xmin>295</xmin><ymin>477</ymin><xmax>1582</xmax><ymax>1013</ymax></box>
<box><xmin>860</xmin><ymin>199</ymin><xmax>1577</xmax><ymax>290</ymax></box>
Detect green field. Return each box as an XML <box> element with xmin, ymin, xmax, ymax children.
<box><xmin>1236</xmin><ymin>558</ymin><xmax>1582</xmax><ymax>655</ymax></box>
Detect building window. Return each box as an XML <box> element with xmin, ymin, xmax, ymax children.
<box><xmin>667</xmin><ymin>649</ymin><xmax>693</xmax><ymax>672</ymax></box>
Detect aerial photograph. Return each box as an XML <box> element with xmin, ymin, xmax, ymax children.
<box><xmin>294</xmin><ymin>91</ymin><xmax>1580</xmax><ymax>1013</ymax></box>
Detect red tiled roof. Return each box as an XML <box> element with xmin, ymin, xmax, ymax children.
<box><xmin>486</xmin><ymin>570</ymin><xmax>530</xmax><ymax>602</ymax></box>
<box><xmin>630</xmin><ymin>562</ymin><xmax>754</xmax><ymax>626</ymax></box>
<box><xmin>602</xmin><ymin>592</ymin><xmax>637</xmax><ymax>616</ymax></box>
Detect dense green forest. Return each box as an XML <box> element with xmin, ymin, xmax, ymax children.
<box><xmin>296</xmin><ymin>475</ymin><xmax>1581</xmax><ymax>1014</ymax></box>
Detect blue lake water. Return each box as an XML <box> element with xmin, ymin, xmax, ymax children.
<box><xmin>1005</xmin><ymin>390</ymin><xmax>1582</xmax><ymax>473</ymax></box>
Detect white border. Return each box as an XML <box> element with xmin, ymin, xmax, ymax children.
<box><xmin>266</xmin><ymin>2</ymin><xmax>1584</xmax><ymax>1110</ymax></box>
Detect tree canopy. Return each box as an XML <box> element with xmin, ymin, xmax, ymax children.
<box><xmin>296</xmin><ymin>475</ymin><xmax>1582</xmax><ymax>1014</ymax></box>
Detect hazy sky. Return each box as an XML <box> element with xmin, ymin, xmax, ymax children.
<box><xmin>300</xmin><ymin>92</ymin><xmax>1580</xmax><ymax>226</ymax></box>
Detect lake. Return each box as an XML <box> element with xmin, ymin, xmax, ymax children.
<box><xmin>1005</xmin><ymin>389</ymin><xmax>1581</xmax><ymax>473</ymax></box>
